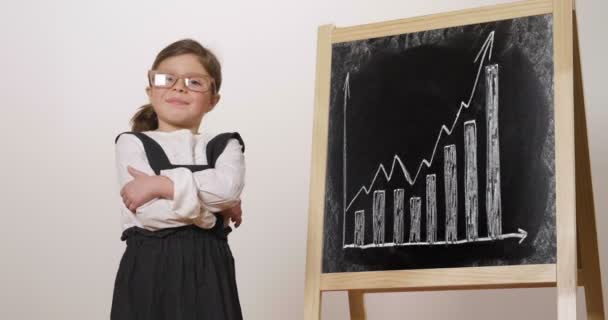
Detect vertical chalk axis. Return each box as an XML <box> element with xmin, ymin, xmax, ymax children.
<box><xmin>409</xmin><ymin>197</ymin><xmax>422</xmax><ymax>242</ymax></box>
<box><xmin>444</xmin><ymin>145</ymin><xmax>458</xmax><ymax>243</ymax></box>
<box><xmin>485</xmin><ymin>64</ymin><xmax>502</xmax><ymax>239</ymax></box>
<box><xmin>373</xmin><ymin>190</ymin><xmax>386</xmax><ymax>245</ymax></box>
<box><xmin>354</xmin><ymin>210</ymin><xmax>365</xmax><ymax>246</ymax></box>
<box><xmin>426</xmin><ymin>174</ymin><xmax>437</xmax><ymax>244</ymax></box>
<box><xmin>394</xmin><ymin>189</ymin><xmax>405</xmax><ymax>244</ymax></box>
<box><xmin>464</xmin><ymin>120</ymin><xmax>479</xmax><ymax>241</ymax></box>
<box><xmin>343</xmin><ymin>73</ymin><xmax>350</xmax><ymax>248</ymax></box>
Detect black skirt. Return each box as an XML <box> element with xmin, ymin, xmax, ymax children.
<box><xmin>110</xmin><ymin>224</ymin><xmax>243</xmax><ymax>320</ymax></box>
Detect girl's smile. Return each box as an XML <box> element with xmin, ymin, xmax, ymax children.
<box><xmin>165</xmin><ymin>96</ymin><xmax>190</xmax><ymax>107</ymax></box>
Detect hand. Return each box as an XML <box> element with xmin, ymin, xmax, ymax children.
<box><xmin>219</xmin><ymin>201</ymin><xmax>243</xmax><ymax>228</ymax></box>
<box><xmin>120</xmin><ymin>166</ymin><xmax>164</xmax><ymax>213</ymax></box>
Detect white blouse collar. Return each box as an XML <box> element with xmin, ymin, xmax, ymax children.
<box><xmin>145</xmin><ymin>128</ymin><xmax>202</xmax><ymax>136</ymax></box>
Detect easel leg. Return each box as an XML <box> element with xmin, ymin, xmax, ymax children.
<box><xmin>348</xmin><ymin>290</ymin><xmax>366</xmax><ymax>320</ymax></box>
<box><xmin>304</xmin><ymin>23</ymin><xmax>335</xmax><ymax>320</ymax></box>
<box><xmin>555</xmin><ymin>0</ymin><xmax>578</xmax><ymax>318</ymax></box>
<box><xmin>573</xmin><ymin>11</ymin><xmax>606</xmax><ymax>320</ymax></box>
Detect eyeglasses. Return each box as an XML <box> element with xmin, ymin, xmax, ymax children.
<box><xmin>148</xmin><ymin>70</ymin><xmax>215</xmax><ymax>93</ymax></box>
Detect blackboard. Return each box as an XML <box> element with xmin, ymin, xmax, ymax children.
<box><xmin>322</xmin><ymin>14</ymin><xmax>556</xmax><ymax>273</ymax></box>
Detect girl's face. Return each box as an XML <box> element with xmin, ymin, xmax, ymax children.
<box><xmin>146</xmin><ymin>53</ymin><xmax>220</xmax><ymax>131</ymax></box>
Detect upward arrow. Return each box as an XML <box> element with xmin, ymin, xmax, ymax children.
<box><xmin>343</xmin><ymin>72</ymin><xmax>351</xmax><ymax>99</ymax></box>
<box><xmin>344</xmin><ymin>31</ymin><xmax>496</xmax><ymax>213</ymax></box>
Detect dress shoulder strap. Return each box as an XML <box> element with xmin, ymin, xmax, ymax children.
<box><xmin>205</xmin><ymin>132</ymin><xmax>245</xmax><ymax>168</ymax></box>
<box><xmin>114</xmin><ymin>131</ymin><xmax>245</xmax><ymax>173</ymax></box>
<box><xmin>114</xmin><ymin>131</ymin><xmax>172</xmax><ymax>175</ymax></box>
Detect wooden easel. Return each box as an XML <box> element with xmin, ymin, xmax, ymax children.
<box><xmin>304</xmin><ymin>1</ymin><xmax>605</xmax><ymax>319</ymax></box>
<box><xmin>573</xmin><ymin>9</ymin><xmax>605</xmax><ymax>320</ymax></box>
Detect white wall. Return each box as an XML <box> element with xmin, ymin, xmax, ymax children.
<box><xmin>0</xmin><ymin>0</ymin><xmax>605</xmax><ymax>319</ymax></box>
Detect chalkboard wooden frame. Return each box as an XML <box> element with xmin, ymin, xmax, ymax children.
<box><xmin>304</xmin><ymin>0</ymin><xmax>604</xmax><ymax>319</ymax></box>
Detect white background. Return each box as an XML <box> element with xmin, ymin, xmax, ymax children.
<box><xmin>0</xmin><ymin>0</ymin><xmax>605</xmax><ymax>319</ymax></box>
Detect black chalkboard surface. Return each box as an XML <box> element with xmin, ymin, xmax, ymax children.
<box><xmin>322</xmin><ymin>14</ymin><xmax>555</xmax><ymax>273</ymax></box>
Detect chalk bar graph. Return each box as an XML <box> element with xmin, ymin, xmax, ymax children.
<box><xmin>342</xmin><ymin>32</ymin><xmax>527</xmax><ymax>249</ymax></box>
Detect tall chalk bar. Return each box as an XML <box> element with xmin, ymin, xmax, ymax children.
<box><xmin>444</xmin><ymin>144</ymin><xmax>458</xmax><ymax>243</ymax></box>
<box><xmin>485</xmin><ymin>64</ymin><xmax>502</xmax><ymax>238</ymax></box>
<box><xmin>354</xmin><ymin>210</ymin><xmax>365</xmax><ymax>246</ymax></box>
<box><xmin>393</xmin><ymin>189</ymin><xmax>405</xmax><ymax>244</ymax></box>
<box><xmin>464</xmin><ymin>120</ymin><xmax>479</xmax><ymax>241</ymax></box>
<box><xmin>409</xmin><ymin>197</ymin><xmax>422</xmax><ymax>243</ymax></box>
<box><xmin>426</xmin><ymin>174</ymin><xmax>437</xmax><ymax>244</ymax></box>
<box><xmin>372</xmin><ymin>190</ymin><xmax>386</xmax><ymax>245</ymax></box>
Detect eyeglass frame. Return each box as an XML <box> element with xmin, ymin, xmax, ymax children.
<box><xmin>147</xmin><ymin>70</ymin><xmax>217</xmax><ymax>94</ymax></box>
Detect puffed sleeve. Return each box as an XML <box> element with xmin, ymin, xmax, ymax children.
<box><xmin>159</xmin><ymin>138</ymin><xmax>245</xmax><ymax>213</ymax></box>
<box><xmin>115</xmin><ymin>134</ymin><xmax>202</xmax><ymax>229</ymax></box>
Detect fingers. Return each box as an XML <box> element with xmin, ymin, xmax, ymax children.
<box><xmin>120</xmin><ymin>189</ymin><xmax>129</xmax><ymax>206</ymax></box>
<box><xmin>230</xmin><ymin>205</ymin><xmax>243</xmax><ymax>228</ymax></box>
<box><xmin>222</xmin><ymin>204</ymin><xmax>242</xmax><ymax>218</ymax></box>
<box><xmin>123</xmin><ymin>197</ymin><xmax>133</xmax><ymax>213</ymax></box>
<box><xmin>219</xmin><ymin>204</ymin><xmax>243</xmax><ymax>228</ymax></box>
<box><xmin>120</xmin><ymin>185</ymin><xmax>132</xmax><ymax>211</ymax></box>
<box><xmin>232</xmin><ymin>215</ymin><xmax>242</xmax><ymax>228</ymax></box>
<box><xmin>121</xmin><ymin>186</ymin><xmax>138</xmax><ymax>213</ymax></box>
<box><xmin>127</xmin><ymin>166</ymin><xmax>136</xmax><ymax>177</ymax></box>
<box><xmin>128</xmin><ymin>202</ymin><xmax>138</xmax><ymax>213</ymax></box>
<box><xmin>127</xmin><ymin>166</ymin><xmax>147</xmax><ymax>178</ymax></box>
<box><xmin>123</xmin><ymin>197</ymin><xmax>137</xmax><ymax>213</ymax></box>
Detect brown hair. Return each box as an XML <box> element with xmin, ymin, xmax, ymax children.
<box><xmin>130</xmin><ymin>39</ymin><xmax>222</xmax><ymax>132</ymax></box>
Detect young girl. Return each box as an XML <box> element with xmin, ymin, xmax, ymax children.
<box><xmin>110</xmin><ymin>39</ymin><xmax>245</xmax><ymax>320</ymax></box>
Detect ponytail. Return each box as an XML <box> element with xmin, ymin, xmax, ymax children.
<box><xmin>130</xmin><ymin>104</ymin><xmax>158</xmax><ymax>132</ymax></box>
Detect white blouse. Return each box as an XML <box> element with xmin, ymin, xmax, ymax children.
<box><xmin>114</xmin><ymin>128</ymin><xmax>245</xmax><ymax>232</ymax></box>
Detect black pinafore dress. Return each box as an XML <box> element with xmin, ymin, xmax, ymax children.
<box><xmin>110</xmin><ymin>131</ymin><xmax>245</xmax><ymax>320</ymax></box>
